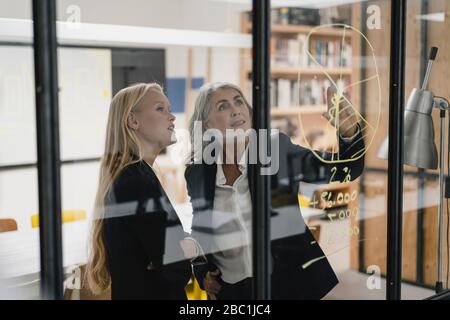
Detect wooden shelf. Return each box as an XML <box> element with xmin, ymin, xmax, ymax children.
<box><xmin>272</xmin><ymin>24</ymin><xmax>353</xmax><ymax>38</ymax></box>
<box><xmin>271</xmin><ymin>67</ymin><xmax>352</xmax><ymax>78</ymax></box>
<box><xmin>271</xmin><ymin>105</ymin><xmax>327</xmax><ymax>116</ymax></box>
<box><xmin>246</xmin><ymin>67</ymin><xmax>352</xmax><ymax>78</ymax></box>
<box><xmin>244</xmin><ymin>22</ymin><xmax>353</xmax><ymax>38</ymax></box>
<box><xmin>240</xmin><ymin>13</ymin><xmax>354</xmax><ymax>104</ymax></box>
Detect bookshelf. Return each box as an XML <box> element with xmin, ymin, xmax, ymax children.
<box><xmin>240</xmin><ymin>11</ymin><xmax>353</xmax><ymax>149</ymax></box>
<box><xmin>270</xmin><ymin>67</ymin><xmax>353</xmax><ymax>78</ymax></box>
<box><xmin>271</xmin><ymin>105</ymin><xmax>327</xmax><ymax>117</ymax></box>
<box><xmin>245</xmin><ymin>22</ymin><xmax>353</xmax><ymax>38</ymax></box>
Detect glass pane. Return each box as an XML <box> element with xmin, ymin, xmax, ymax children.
<box><xmin>266</xmin><ymin>0</ymin><xmax>391</xmax><ymax>299</ymax></box>
<box><xmin>0</xmin><ymin>46</ymin><xmax>36</xmax><ymax>166</ymax></box>
<box><xmin>0</xmin><ymin>169</ymin><xmax>40</xmax><ymax>299</ymax></box>
<box><xmin>0</xmin><ymin>0</ymin><xmax>41</xmax><ymax>299</ymax></box>
<box><xmin>400</xmin><ymin>0</ymin><xmax>449</xmax><ymax>299</ymax></box>
<box><xmin>58</xmin><ymin>47</ymin><xmax>111</xmax><ymax>161</ymax></box>
<box><xmin>55</xmin><ymin>0</ymin><xmax>253</xmax><ymax>300</ymax></box>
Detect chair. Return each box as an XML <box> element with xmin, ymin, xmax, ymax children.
<box><xmin>0</xmin><ymin>218</ymin><xmax>18</xmax><ymax>233</ymax></box>
<box><xmin>31</xmin><ymin>209</ymin><xmax>87</xmax><ymax>228</ymax></box>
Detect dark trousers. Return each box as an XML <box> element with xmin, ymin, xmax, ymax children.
<box><xmin>216</xmin><ymin>277</ymin><xmax>253</xmax><ymax>300</ymax></box>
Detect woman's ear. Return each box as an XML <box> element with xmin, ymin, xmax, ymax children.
<box><xmin>127</xmin><ymin>112</ymin><xmax>139</xmax><ymax>131</ymax></box>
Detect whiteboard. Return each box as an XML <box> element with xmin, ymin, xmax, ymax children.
<box><xmin>58</xmin><ymin>47</ymin><xmax>112</xmax><ymax>160</ymax></box>
<box><xmin>0</xmin><ymin>46</ymin><xmax>113</xmax><ymax>165</ymax></box>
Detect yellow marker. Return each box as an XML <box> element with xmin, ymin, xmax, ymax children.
<box><xmin>185</xmin><ymin>276</ymin><xmax>208</xmax><ymax>300</ymax></box>
<box><xmin>298</xmin><ymin>194</ymin><xmax>311</xmax><ymax>208</ymax></box>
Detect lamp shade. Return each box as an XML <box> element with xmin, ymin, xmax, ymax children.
<box><xmin>377</xmin><ymin>88</ymin><xmax>438</xmax><ymax>169</ymax></box>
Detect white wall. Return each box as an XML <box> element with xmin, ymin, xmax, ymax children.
<box><xmin>0</xmin><ymin>0</ymin><xmax>249</xmax><ymax>32</ymax></box>
<box><xmin>0</xmin><ymin>46</ymin><xmax>36</xmax><ymax>165</ymax></box>
<box><xmin>0</xmin><ymin>0</ymin><xmax>248</xmax><ymax>99</ymax></box>
<box><xmin>0</xmin><ymin>0</ymin><xmax>249</xmax><ymax>259</ymax></box>
<box><xmin>58</xmin><ymin>47</ymin><xmax>111</xmax><ymax>160</ymax></box>
<box><xmin>0</xmin><ymin>0</ymin><xmax>248</xmax><ymax>85</ymax></box>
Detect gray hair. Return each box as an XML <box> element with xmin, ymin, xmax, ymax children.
<box><xmin>187</xmin><ymin>82</ymin><xmax>252</xmax><ymax>164</ymax></box>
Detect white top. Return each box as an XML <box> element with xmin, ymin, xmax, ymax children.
<box><xmin>211</xmin><ymin>147</ymin><xmax>253</xmax><ymax>284</ymax></box>
<box><xmin>209</xmin><ymin>129</ymin><xmax>360</xmax><ymax>284</ymax></box>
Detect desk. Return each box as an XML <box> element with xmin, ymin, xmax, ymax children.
<box><xmin>0</xmin><ymin>206</ymin><xmax>324</xmax><ymax>279</ymax></box>
<box><xmin>0</xmin><ymin>222</ymin><xmax>88</xmax><ymax>279</ymax></box>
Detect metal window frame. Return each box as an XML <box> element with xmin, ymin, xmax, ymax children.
<box><xmin>386</xmin><ymin>0</ymin><xmax>407</xmax><ymax>300</ymax></box>
<box><xmin>32</xmin><ymin>0</ymin><xmax>63</xmax><ymax>300</ymax></box>
<box><xmin>251</xmin><ymin>0</ymin><xmax>271</xmax><ymax>300</ymax></box>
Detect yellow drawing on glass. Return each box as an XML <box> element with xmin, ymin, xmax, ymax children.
<box><xmin>296</xmin><ymin>23</ymin><xmax>381</xmax><ymax>165</ymax></box>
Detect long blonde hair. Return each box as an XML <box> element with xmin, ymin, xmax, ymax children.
<box><xmin>86</xmin><ymin>82</ymin><xmax>163</xmax><ymax>294</ymax></box>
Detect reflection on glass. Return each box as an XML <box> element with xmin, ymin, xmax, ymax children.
<box><xmin>267</xmin><ymin>0</ymin><xmax>388</xmax><ymax>300</ymax></box>
<box><xmin>184</xmin><ymin>75</ymin><xmax>365</xmax><ymax>299</ymax></box>
<box><xmin>55</xmin><ymin>0</ymin><xmax>250</xmax><ymax>300</ymax></box>
<box><xmin>4</xmin><ymin>0</ymin><xmax>448</xmax><ymax>301</ymax></box>
<box><xmin>0</xmin><ymin>0</ymin><xmax>41</xmax><ymax>298</ymax></box>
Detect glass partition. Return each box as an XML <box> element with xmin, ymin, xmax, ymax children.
<box><xmin>53</xmin><ymin>0</ymin><xmax>254</xmax><ymax>300</ymax></box>
<box><xmin>265</xmin><ymin>0</ymin><xmax>395</xmax><ymax>299</ymax></box>
<box><xmin>400</xmin><ymin>0</ymin><xmax>449</xmax><ymax>299</ymax></box>
<box><xmin>0</xmin><ymin>0</ymin><xmax>41</xmax><ymax>299</ymax></box>
<box><xmin>1</xmin><ymin>0</ymin><xmax>448</xmax><ymax>301</ymax></box>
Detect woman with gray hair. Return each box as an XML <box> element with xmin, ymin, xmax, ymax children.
<box><xmin>184</xmin><ymin>82</ymin><xmax>365</xmax><ymax>300</ymax></box>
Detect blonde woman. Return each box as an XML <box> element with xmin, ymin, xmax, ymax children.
<box><xmin>86</xmin><ymin>83</ymin><xmax>191</xmax><ymax>300</ymax></box>
<box><xmin>185</xmin><ymin>82</ymin><xmax>365</xmax><ymax>300</ymax></box>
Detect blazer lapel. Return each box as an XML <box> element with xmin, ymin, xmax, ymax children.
<box><xmin>247</xmin><ymin>164</ymin><xmax>255</xmax><ymax>205</ymax></box>
<box><xmin>203</xmin><ymin>163</ymin><xmax>217</xmax><ymax>206</ymax></box>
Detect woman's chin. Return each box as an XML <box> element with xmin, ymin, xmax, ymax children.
<box><xmin>158</xmin><ymin>136</ymin><xmax>177</xmax><ymax>150</ymax></box>
<box><xmin>170</xmin><ymin>131</ymin><xmax>178</xmax><ymax>144</ymax></box>
<box><xmin>167</xmin><ymin>135</ymin><xmax>177</xmax><ymax>147</ymax></box>
<box><xmin>169</xmin><ymin>137</ymin><xmax>177</xmax><ymax>145</ymax></box>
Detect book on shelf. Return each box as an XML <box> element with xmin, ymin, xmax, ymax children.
<box><xmin>271</xmin><ymin>78</ymin><xmax>350</xmax><ymax>108</ymax></box>
<box><xmin>248</xmin><ymin>7</ymin><xmax>350</xmax><ymax>27</ymax></box>
<box><xmin>271</xmin><ymin>35</ymin><xmax>352</xmax><ymax>69</ymax></box>
<box><xmin>277</xmin><ymin>79</ymin><xmax>292</xmax><ymax>108</ymax></box>
<box><xmin>271</xmin><ymin>7</ymin><xmax>320</xmax><ymax>26</ymax></box>
<box><xmin>243</xmin><ymin>9</ymin><xmax>353</xmax><ymax>114</ymax></box>
<box><xmin>247</xmin><ymin>71</ymin><xmax>351</xmax><ymax>110</ymax></box>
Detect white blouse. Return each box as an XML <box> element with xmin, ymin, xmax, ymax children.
<box><xmin>211</xmin><ymin>156</ymin><xmax>253</xmax><ymax>284</ymax></box>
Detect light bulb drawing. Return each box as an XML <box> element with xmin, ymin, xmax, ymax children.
<box><xmin>296</xmin><ymin>24</ymin><xmax>381</xmax><ymax>270</ymax></box>
<box><xmin>296</xmin><ymin>23</ymin><xmax>381</xmax><ymax>165</ymax></box>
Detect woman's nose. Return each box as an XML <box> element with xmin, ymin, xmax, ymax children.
<box><xmin>231</xmin><ymin>105</ymin><xmax>241</xmax><ymax>116</ymax></box>
<box><xmin>169</xmin><ymin>113</ymin><xmax>176</xmax><ymax>122</ymax></box>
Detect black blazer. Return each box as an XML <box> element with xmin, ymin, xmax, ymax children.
<box><xmin>102</xmin><ymin>161</ymin><xmax>192</xmax><ymax>300</ymax></box>
<box><xmin>185</xmin><ymin>128</ymin><xmax>365</xmax><ymax>300</ymax></box>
